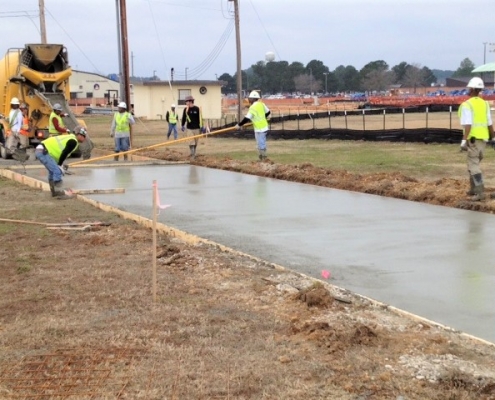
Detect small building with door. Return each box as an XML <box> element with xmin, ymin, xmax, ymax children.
<box><xmin>69</xmin><ymin>70</ymin><xmax>225</xmax><ymax>121</ymax></box>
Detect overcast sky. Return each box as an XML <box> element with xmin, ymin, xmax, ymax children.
<box><xmin>0</xmin><ymin>0</ymin><xmax>493</xmax><ymax>80</ymax></box>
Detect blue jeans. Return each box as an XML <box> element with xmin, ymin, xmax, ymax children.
<box><xmin>35</xmin><ymin>149</ymin><xmax>62</xmax><ymax>182</ymax></box>
<box><xmin>167</xmin><ymin>123</ymin><xmax>178</xmax><ymax>139</ymax></box>
<box><xmin>114</xmin><ymin>136</ymin><xmax>130</xmax><ymax>153</ymax></box>
<box><xmin>255</xmin><ymin>131</ymin><xmax>268</xmax><ymax>151</ymax></box>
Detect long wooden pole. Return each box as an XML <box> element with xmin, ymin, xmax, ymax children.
<box><xmin>152</xmin><ymin>180</ymin><xmax>157</xmax><ymax>303</ymax></box>
<box><xmin>68</xmin><ymin>125</ymin><xmax>242</xmax><ymax>167</ymax></box>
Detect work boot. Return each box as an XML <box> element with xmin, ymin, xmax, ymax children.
<box><xmin>114</xmin><ymin>154</ymin><xmax>119</xmax><ymax>161</ymax></box>
<box><xmin>123</xmin><ymin>154</ymin><xmax>128</xmax><ymax>161</ymax></box>
<box><xmin>48</xmin><ymin>180</ymin><xmax>55</xmax><ymax>197</ymax></box>
<box><xmin>53</xmin><ymin>181</ymin><xmax>73</xmax><ymax>199</ymax></box>
<box><xmin>189</xmin><ymin>145</ymin><xmax>195</xmax><ymax>159</ymax></box>
<box><xmin>471</xmin><ymin>173</ymin><xmax>485</xmax><ymax>201</ymax></box>
<box><xmin>261</xmin><ymin>149</ymin><xmax>267</xmax><ymax>160</ymax></box>
<box><xmin>466</xmin><ymin>175</ymin><xmax>475</xmax><ymax>196</ymax></box>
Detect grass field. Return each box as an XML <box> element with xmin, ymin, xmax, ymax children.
<box><xmin>83</xmin><ymin>112</ymin><xmax>495</xmax><ymax>185</ymax></box>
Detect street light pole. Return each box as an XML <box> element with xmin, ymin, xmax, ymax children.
<box><xmin>309</xmin><ymin>67</ymin><xmax>313</xmax><ymax>95</ymax></box>
<box><xmin>323</xmin><ymin>72</ymin><xmax>328</xmax><ymax>94</ymax></box>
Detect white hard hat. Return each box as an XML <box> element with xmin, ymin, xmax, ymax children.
<box><xmin>118</xmin><ymin>102</ymin><xmax>127</xmax><ymax>109</ymax></box>
<box><xmin>171</xmin><ymin>104</ymin><xmax>176</xmax><ymax>108</ymax></box>
<box><xmin>248</xmin><ymin>90</ymin><xmax>260</xmax><ymax>99</ymax></box>
<box><xmin>53</xmin><ymin>103</ymin><xmax>63</xmax><ymax>111</ymax></box>
<box><xmin>10</xmin><ymin>97</ymin><xmax>20</xmax><ymax>105</ymax></box>
<box><xmin>467</xmin><ymin>77</ymin><xmax>484</xmax><ymax>89</ymax></box>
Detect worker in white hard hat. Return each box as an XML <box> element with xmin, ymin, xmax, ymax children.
<box><xmin>166</xmin><ymin>104</ymin><xmax>179</xmax><ymax>140</ymax></box>
<box><xmin>49</xmin><ymin>103</ymin><xmax>70</xmax><ymax>136</ymax></box>
<box><xmin>4</xmin><ymin>97</ymin><xmax>24</xmax><ymax>157</ymax></box>
<box><xmin>458</xmin><ymin>77</ymin><xmax>494</xmax><ymax>201</ymax></box>
<box><xmin>235</xmin><ymin>90</ymin><xmax>271</xmax><ymax>161</ymax></box>
<box><xmin>110</xmin><ymin>101</ymin><xmax>135</xmax><ymax>161</ymax></box>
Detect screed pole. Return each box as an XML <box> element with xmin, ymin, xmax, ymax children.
<box><xmin>68</xmin><ymin>125</ymin><xmax>245</xmax><ymax>167</ymax></box>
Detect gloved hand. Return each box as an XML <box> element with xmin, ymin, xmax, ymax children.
<box><xmin>110</xmin><ymin>132</ymin><xmax>114</xmax><ymax>138</ymax></box>
<box><xmin>58</xmin><ymin>165</ymin><xmax>65</xmax><ymax>176</ymax></box>
<box><xmin>66</xmin><ymin>129</ymin><xmax>71</xmax><ymax>134</ymax></box>
<box><xmin>181</xmin><ymin>126</ymin><xmax>185</xmax><ymax>132</ymax></box>
<box><xmin>200</xmin><ymin>127</ymin><xmax>206</xmax><ymax>134</ymax></box>
<box><xmin>62</xmin><ymin>164</ymin><xmax>69</xmax><ymax>172</ymax></box>
<box><xmin>235</xmin><ymin>124</ymin><xmax>240</xmax><ymax>130</ymax></box>
<box><xmin>460</xmin><ymin>139</ymin><xmax>468</xmax><ymax>151</ymax></box>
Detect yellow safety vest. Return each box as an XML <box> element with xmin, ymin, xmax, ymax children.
<box><xmin>115</xmin><ymin>112</ymin><xmax>131</xmax><ymax>132</ymax></box>
<box><xmin>169</xmin><ymin>111</ymin><xmax>178</xmax><ymax>124</ymax></box>
<box><xmin>459</xmin><ymin>97</ymin><xmax>490</xmax><ymax>140</ymax></box>
<box><xmin>48</xmin><ymin>112</ymin><xmax>65</xmax><ymax>135</ymax></box>
<box><xmin>249</xmin><ymin>101</ymin><xmax>269</xmax><ymax>131</ymax></box>
<box><xmin>42</xmin><ymin>134</ymin><xmax>79</xmax><ymax>162</ymax></box>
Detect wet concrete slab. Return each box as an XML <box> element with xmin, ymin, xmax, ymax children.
<box><xmin>48</xmin><ymin>164</ymin><xmax>495</xmax><ymax>343</ymax></box>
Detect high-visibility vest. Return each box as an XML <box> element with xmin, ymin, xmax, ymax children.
<box><xmin>169</xmin><ymin>111</ymin><xmax>178</xmax><ymax>123</ymax></box>
<box><xmin>20</xmin><ymin>116</ymin><xmax>30</xmax><ymax>136</ymax></box>
<box><xmin>48</xmin><ymin>112</ymin><xmax>65</xmax><ymax>135</ymax></box>
<box><xmin>249</xmin><ymin>101</ymin><xmax>269</xmax><ymax>131</ymax></box>
<box><xmin>115</xmin><ymin>112</ymin><xmax>131</xmax><ymax>132</ymax></box>
<box><xmin>459</xmin><ymin>97</ymin><xmax>490</xmax><ymax>140</ymax></box>
<box><xmin>42</xmin><ymin>134</ymin><xmax>79</xmax><ymax>162</ymax></box>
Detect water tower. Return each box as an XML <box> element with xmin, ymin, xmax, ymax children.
<box><xmin>265</xmin><ymin>51</ymin><xmax>275</xmax><ymax>62</ymax></box>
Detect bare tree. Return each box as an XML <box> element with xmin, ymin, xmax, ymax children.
<box><xmin>361</xmin><ymin>70</ymin><xmax>395</xmax><ymax>92</ymax></box>
<box><xmin>403</xmin><ymin>63</ymin><xmax>426</xmax><ymax>93</ymax></box>
<box><xmin>294</xmin><ymin>74</ymin><xmax>322</xmax><ymax>94</ymax></box>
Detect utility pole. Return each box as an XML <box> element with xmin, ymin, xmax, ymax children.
<box><xmin>323</xmin><ymin>72</ymin><xmax>328</xmax><ymax>94</ymax></box>
<box><xmin>131</xmin><ymin>51</ymin><xmax>134</xmax><ymax>78</ymax></box>
<box><xmin>229</xmin><ymin>0</ymin><xmax>242</xmax><ymax>123</ymax></box>
<box><xmin>38</xmin><ymin>0</ymin><xmax>47</xmax><ymax>43</ymax></box>
<box><xmin>117</xmin><ymin>0</ymin><xmax>132</xmax><ymax>145</ymax></box>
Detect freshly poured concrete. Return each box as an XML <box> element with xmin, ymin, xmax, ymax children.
<box><xmin>55</xmin><ymin>165</ymin><xmax>495</xmax><ymax>343</ymax></box>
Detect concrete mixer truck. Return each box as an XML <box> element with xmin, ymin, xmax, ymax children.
<box><xmin>0</xmin><ymin>43</ymin><xmax>91</xmax><ymax>159</ymax></box>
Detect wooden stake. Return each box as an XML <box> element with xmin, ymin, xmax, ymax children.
<box><xmin>152</xmin><ymin>180</ymin><xmax>157</xmax><ymax>303</ymax></box>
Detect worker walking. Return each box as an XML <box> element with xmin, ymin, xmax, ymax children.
<box><xmin>4</xmin><ymin>97</ymin><xmax>24</xmax><ymax>156</ymax></box>
<box><xmin>35</xmin><ymin>126</ymin><xmax>88</xmax><ymax>198</ymax></box>
<box><xmin>181</xmin><ymin>96</ymin><xmax>204</xmax><ymax>159</ymax></box>
<box><xmin>458</xmin><ymin>77</ymin><xmax>494</xmax><ymax>201</ymax></box>
<box><xmin>110</xmin><ymin>102</ymin><xmax>135</xmax><ymax>161</ymax></box>
<box><xmin>166</xmin><ymin>104</ymin><xmax>179</xmax><ymax>140</ymax></box>
<box><xmin>48</xmin><ymin>103</ymin><xmax>70</xmax><ymax>136</ymax></box>
<box><xmin>235</xmin><ymin>90</ymin><xmax>271</xmax><ymax>161</ymax></box>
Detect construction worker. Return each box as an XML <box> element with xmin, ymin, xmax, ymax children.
<box><xmin>110</xmin><ymin>101</ymin><xmax>135</xmax><ymax>161</ymax></box>
<box><xmin>18</xmin><ymin>103</ymin><xmax>31</xmax><ymax>149</ymax></box>
<box><xmin>458</xmin><ymin>77</ymin><xmax>494</xmax><ymax>201</ymax></box>
<box><xmin>166</xmin><ymin>104</ymin><xmax>179</xmax><ymax>140</ymax></box>
<box><xmin>235</xmin><ymin>90</ymin><xmax>271</xmax><ymax>161</ymax></box>
<box><xmin>35</xmin><ymin>126</ymin><xmax>87</xmax><ymax>198</ymax></box>
<box><xmin>4</xmin><ymin>97</ymin><xmax>24</xmax><ymax>156</ymax></box>
<box><xmin>49</xmin><ymin>103</ymin><xmax>70</xmax><ymax>136</ymax></box>
<box><xmin>181</xmin><ymin>95</ymin><xmax>205</xmax><ymax>159</ymax></box>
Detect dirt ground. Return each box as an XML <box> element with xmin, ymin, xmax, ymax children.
<box><xmin>2</xmin><ymin>143</ymin><xmax>495</xmax><ymax>399</ymax></box>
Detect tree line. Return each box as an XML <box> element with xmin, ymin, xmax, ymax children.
<box><xmin>216</xmin><ymin>58</ymin><xmax>476</xmax><ymax>95</ymax></box>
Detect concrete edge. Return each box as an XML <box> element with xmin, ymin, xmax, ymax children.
<box><xmin>2</xmin><ymin>167</ymin><xmax>494</xmax><ymax>348</ymax></box>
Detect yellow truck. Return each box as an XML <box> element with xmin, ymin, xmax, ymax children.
<box><xmin>0</xmin><ymin>43</ymin><xmax>90</xmax><ymax>159</ymax></box>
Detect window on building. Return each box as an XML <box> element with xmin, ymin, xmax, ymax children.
<box><xmin>86</xmin><ymin>92</ymin><xmax>93</xmax><ymax>98</ymax></box>
<box><xmin>178</xmin><ymin>89</ymin><xmax>192</xmax><ymax>106</ymax></box>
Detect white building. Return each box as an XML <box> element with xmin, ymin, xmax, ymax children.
<box><xmin>70</xmin><ymin>70</ymin><xmax>224</xmax><ymax>121</ymax></box>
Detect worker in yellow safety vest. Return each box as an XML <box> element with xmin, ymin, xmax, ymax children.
<box><xmin>166</xmin><ymin>104</ymin><xmax>179</xmax><ymax>140</ymax></box>
<box><xmin>458</xmin><ymin>77</ymin><xmax>494</xmax><ymax>201</ymax></box>
<box><xmin>110</xmin><ymin>102</ymin><xmax>135</xmax><ymax>161</ymax></box>
<box><xmin>48</xmin><ymin>103</ymin><xmax>70</xmax><ymax>136</ymax></box>
<box><xmin>235</xmin><ymin>90</ymin><xmax>271</xmax><ymax>161</ymax></box>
